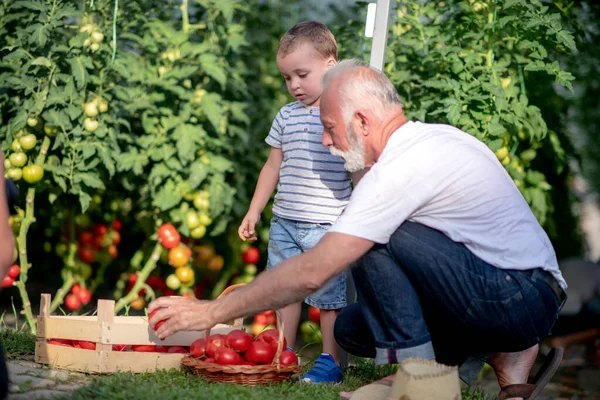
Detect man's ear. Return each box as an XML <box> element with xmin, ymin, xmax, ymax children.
<box><xmin>327</xmin><ymin>57</ymin><xmax>337</xmax><ymax>68</ymax></box>
<box><xmin>355</xmin><ymin>110</ymin><xmax>370</xmax><ymax>136</ymax></box>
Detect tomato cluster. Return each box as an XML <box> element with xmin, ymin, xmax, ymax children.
<box><xmin>300</xmin><ymin>306</ymin><xmax>323</xmax><ymax>344</ymax></box>
<box><xmin>77</xmin><ymin>222</ymin><xmax>121</xmax><ymax>264</ymax></box>
<box><xmin>189</xmin><ymin>329</ymin><xmax>297</xmax><ymax>367</ymax></box>
<box><xmin>64</xmin><ymin>283</ymin><xmax>93</xmax><ymax>311</ymax></box>
<box><xmin>4</xmin><ymin>127</ymin><xmax>44</xmax><ymax>184</ymax></box>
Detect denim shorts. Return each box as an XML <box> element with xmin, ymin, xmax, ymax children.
<box><xmin>266</xmin><ymin>215</ymin><xmax>346</xmax><ymax>310</ymax></box>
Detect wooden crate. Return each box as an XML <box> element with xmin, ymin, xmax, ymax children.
<box><xmin>35</xmin><ymin>293</ymin><xmax>242</xmax><ymax>373</ymax></box>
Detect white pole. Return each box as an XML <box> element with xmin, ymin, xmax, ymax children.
<box><xmin>369</xmin><ymin>0</ymin><xmax>392</xmax><ymax>71</ymax></box>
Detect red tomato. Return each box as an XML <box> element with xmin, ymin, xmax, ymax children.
<box><xmin>111</xmin><ymin>230</ymin><xmax>121</xmax><ymax>246</ymax></box>
<box><xmin>71</xmin><ymin>283</ymin><xmax>81</xmax><ymax>295</ymax></box>
<box><xmin>156</xmin><ymin>345</ymin><xmax>168</xmax><ymax>353</ymax></box>
<box><xmin>79</xmin><ymin>231</ymin><xmax>94</xmax><ymax>246</ymax></box>
<box><xmin>146</xmin><ymin>275</ymin><xmax>165</xmax><ymax>289</ymax></box>
<box><xmin>215</xmin><ymin>347</ymin><xmax>243</xmax><ymax>365</ymax></box>
<box><xmin>65</xmin><ymin>293</ymin><xmax>81</xmax><ymax>310</ymax></box>
<box><xmin>128</xmin><ymin>273</ymin><xmax>138</xmax><ymax>285</ymax></box>
<box><xmin>78</xmin><ymin>340</ymin><xmax>96</xmax><ymax>350</ymax></box>
<box><xmin>93</xmin><ymin>223</ymin><xmax>108</xmax><ymax>237</ymax></box>
<box><xmin>241</xmin><ymin>246</ymin><xmax>260</xmax><ymax>265</ymax></box>
<box><xmin>245</xmin><ymin>341</ymin><xmax>276</xmax><ymax>365</ymax></box>
<box><xmin>206</xmin><ymin>334</ymin><xmax>225</xmax><ymax>358</ymax></box>
<box><xmin>256</xmin><ymin>329</ymin><xmax>285</xmax><ymax>351</ymax></box>
<box><xmin>77</xmin><ymin>288</ymin><xmax>92</xmax><ymax>305</ymax></box>
<box><xmin>167</xmin><ymin>346</ymin><xmax>189</xmax><ymax>354</ymax></box>
<box><xmin>204</xmin><ymin>357</ymin><xmax>215</xmax><ymax>363</ymax></box>
<box><xmin>1</xmin><ymin>276</ymin><xmax>14</xmax><ymax>288</ymax></box>
<box><xmin>7</xmin><ymin>265</ymin><xmax>20</xmax><ymax>279</ymax></box>
<box><xmin>72</xmin><ymin>341</ymin><xmax>81</xmax><ymax>348</ymax></box>
<box><xmin>49</xmin><ymin>339</ymin><xmax>72</xmax><ymax>347</ymax></box>
<box><xmin>157</xmin><ymin>224</ymin><xmax>180</xmax><ymax>249</ymax></box>
<box><xmin>225</xmin><ymin>330</ymin><xmax>254</xmax><ymax>353</ymax></box>
<box><xmin>132</xmin><ymin>345</ymin><xmax>156</xmax><ymax>352</ymax></box>
<box><xmin>112</xmin><ymin>220</ymin><xmax>122</xmax><ymax>231</ymax></box>
<box><xmin>78</xmin><ymin>246</ymin><xmax>96</xmax><ymax>263</ymax></box>
<box><xmin>190</xmin><ymin>338</ymin><xmax>207</xmax><ymax>358</ymax></box>
<box><xmin>148</xmin><ymin>309</ymin><xmax>166</xmax><ymax>331</ymax></box>
<box><xmin>308</xmin><ymin>306</ymin><xmax>321</xmax><ymax>324</ymax></box>
<box><xmin>241</xmin><ymin>361</ymin><xmax>255</xmax><ymax>366</ymax></box>
<box><xmin>92</xmin><ymin>235</ymin><xmax>106</xmax><ymax>250</ymax></box>
<box><xmin>255</xmin><ymin>314</ymin><xmax>268</xmax><ymax>325</ymax></box>
<box><xmin>279</xmin><ymin>350</ymin><xmax>298</xmax><ymax>366</ymax></box>
<box><xmin>112</xmin><ymin>344</ymin><xmax>131</xmax><ymax>352</ymax></box>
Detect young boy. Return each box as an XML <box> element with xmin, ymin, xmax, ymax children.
<box><xmin>238</xmin><ymin>21</ymin><xmax>350</xmax><ymax>383</ymax></box>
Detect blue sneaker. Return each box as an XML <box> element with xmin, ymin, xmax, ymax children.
<box><xmin>302</xmin><ymin>353</ymin><xmax>342</xmax><ymax>384</ymax></box>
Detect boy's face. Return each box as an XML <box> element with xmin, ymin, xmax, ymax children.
<box><xmin>276</xmin><ymin>43</ymin><xmax>335</xmax><ymax>107</ymax></box>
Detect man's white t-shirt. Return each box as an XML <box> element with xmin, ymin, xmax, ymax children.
<box><xmin>330</xmin><ymin>121</ymin><xmax>567</xmax><ymax>290</ymax></box>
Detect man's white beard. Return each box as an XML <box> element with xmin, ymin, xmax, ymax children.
<box><xmin>329</xmin><ymin>125</ymin><xmax>365</xmax><ymax>173</ymax></box>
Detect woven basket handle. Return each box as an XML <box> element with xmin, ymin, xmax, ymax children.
<box><xmin>205</xmin><ymin>283</ymin><xmax>285</xmax><ymax>370</ymax></box>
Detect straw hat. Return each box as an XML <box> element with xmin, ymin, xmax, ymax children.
<box><xmin>349</xmin><ymin>358</ymin><xmax>461</xmax><ymax>400</ymax></box>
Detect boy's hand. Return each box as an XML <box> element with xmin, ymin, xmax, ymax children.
<box><xmin>238</xmin><ymin>211</ymin><xmax>260</xmax><ymax>241</ymax></box>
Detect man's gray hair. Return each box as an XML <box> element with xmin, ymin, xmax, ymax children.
<box><xmin>322</xmin><ymin>59</ymin><xmax>403</xmax><ymax>122</ymax></box>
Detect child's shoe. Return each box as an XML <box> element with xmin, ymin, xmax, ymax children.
<box><xmin>301</xmin><ymin>353</ymin><xmax>342</xmax><ymax>383</ymax></box>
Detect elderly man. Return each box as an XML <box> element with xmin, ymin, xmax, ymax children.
<box><xmin>149</xmin><ymin>60</ymin><xmax>566</xmax><ymax>399</ymax></box>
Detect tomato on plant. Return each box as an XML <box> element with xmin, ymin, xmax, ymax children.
<box><xmin>225</xmin><ymin>330</ymin><xmax>254</xmax><ymax>353</ymax></box>
<box><xmin>77</xmin><ymin>287</ymin><xmax>92</xmax><ymax>305</ymax></box>
<box><xmin>84</xmin><ymin>102</ymin><xmax>99</xmax><ymax>118</ymax></box>
<box><xmin>22</xmin><ymin>165</ymin><xmax>44</xmax><ymax>184</ymax></box>
<box><xmin>190</xmin><ymin>225</ymin><xmax>206</xmax><ymax>239</ymax></box>
<box><xmin>84</xmin><ymin>118</ymin><xmax>99</xmax><ymax>133</ymax></box>
<box><xmin>65</xmin><ymin>294</ymin><xmax>81</xmax><ymax>311</ymax></box>
<box><xmin>7</xmin><ymin>265</ymin><xmax>20</xmax><ymax>279</ymax></box>
<box><xmin>78</xmin><ymin>246</ymin><xmax>96</xmax><ymax>263</ymax></box>
<box><xmin>215</xmin><ymin>347</ymin><xmax>243</xmax><ymax>365</ymax></box>
<box><xmin>165</xmin><ymin>274</ymin><xmax>181</xmax><ymax>290</ymax></box>
<box><xmin>190</xmin><ymin>338</ymin><xmax>206</xmax><ymax>358</ymax></box>
<box><xmin>93</xmin><ymin>224</ymin><xmax>108</xmax><ymax>236</ymax></box>
<box><xmin>71</xmin><ymin>283</ymin><xmax>81</xmax><ymax>296</ymax></box>
<box><xmin>19</xmin><ymin>134</ymin><xmax>37</xmax><ymax>151</ymax></box>
<box><xmin>110</xmin><ymin>230</ymin><xmax>121</xmax><ymax>245</ymax></box>
<box><xmin>26</xmin><ymin>117</ymin><xmax>39</xmax><ymax>128</ymax></box>
<box><xmin>206</xmin><ymin>255</ymin><xmax>224</xmax><ymax>272</ymax></box>
<box><xmin>157</xmin><ymin>224</ymin><xmax>180</xmax><ymax>249</ymax></box>
<box><xmin>185</xmin><ymin>211</ymin><xmax>200</xmax><ymax>230</ymax></box>
<box><xmin>242</xmin><ymin>247</ymin><xmax>260</xmax><ymax>265</ymax></box>
<box><xmin>44</xmin><ymin>124</ymin><xmax>58</xmax><ymax>137</ymax></box>
<box><xmin>112</xmin><ymin>220</ymin><xmax>122</xmax><ymax>231</ymax></box>
<box><xmin>1</xmin><ymin>276</ymin><xmax>14</xmax><ymax>288</ymax></box>
<box><xmin>9</xmin><ymin>152</ymin><xmax>27</xmax><ymax>168</ymax></box>
<box><xmin>245</xmin><ymin>341</ymin><xmax>275</xmax><ymax>365</ymax></box>
<box><xmin>194</xmin><ymin>245</ymin><xmax>215</xmax><ymax>265</ymax></box>
<box><xmin>198</xmin><ymin>212</ymin><xmax>212</xmax><ymax>226</ymax></box>
<box><xmin>108</xmin><ymin>244</ymin><xmax>118</xmax><ymax>258</ymax></box>
<box><xmin>168</xmin><ymin>247</ymin><xmax>190</xmax><ymax>268</ymax></box>
<box><xmin>6</xmin><ymin>168</ymin><xmax>22</xmax><ymax>181</ymax></box>
<box><xmin>130</xmin><ymin>296</ymin><xmax>145</xmax><ymax>310</ymax></box>
<box><xmin>79</xmin><ymin>231</ymin><xmax>94</xmax><ymax>246</ymax></box>
<box><xmin>175</xmin><ymin>266</ymin><xmax>194</xmax><ymax>283</ymax></box>
<box><xmin>308</xmin><ymin>306</ymin><xmax>321</xmax><ymax>324</ymax></box>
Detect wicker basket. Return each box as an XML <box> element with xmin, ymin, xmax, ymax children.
<box><xmin>181</xmin><ymin>284</ymin><xmax>302</xmax><ymax>385</ymax></box>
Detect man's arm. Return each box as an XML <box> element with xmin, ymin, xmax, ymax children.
<box><xmin>149</xmin><ymin>232</ymin><xmax>374</xmax><ymax>338</ymax></box>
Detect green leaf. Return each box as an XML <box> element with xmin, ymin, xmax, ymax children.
<box><xmin>79</xmin><ymin>192</ymin><xmax>92</xmax><ymax>213</ymax></box>
<box><xmin>98</xmin><ymin>147</ymin><xmax>116</xmax><ymax>177</ymax></box>
<box><xmin>173</xmin><ymin>124</ymin><xmax>198</xmax><ymax>163</ymax></box>
<box><xmin>68</xmin><ymin>57</ymin><xmax>88</xmax><ymax>89</ymax></box>
<box><xmin>153</xmin><ymin>181</ymin><xmax>183</xmax><ymax>211</ymax></box>
<box><xmin>199</xmin><ymin>54</ymin><xmax>227</xmax><ymax>88</ymax></box>
<box><xmin>78</xmin><ymin>172</ymin><xmax>105</xmax><ymax>189</ymax></box>
<box><xmin>555</xmin><ymin>30</ymin><xmax>576</xmax><ymax>51</ymax></box>
<box><xmin>31</xmin><ymin>57</ymin><xmax>51</xmax><ymax>68</ymax></box>
<box><xmin>42</xmin><ymin>109</ymin><xmax>72</xmax><ymax>130</ymax></box>
<box><xmin>53</xmin><ymin>174</ymin><xmax>67</xmax><ymax>192</ymax></box>
<box><xmin>30</xmin><ymin>25</ymin><xmax>48</xmax><ymax>47</ymax></box>
<box><xmin>209</xmin><ymin>155</ymin><xmax>233</xmax><ymax>173</ymax></box>
<box><xmin>201</xmin><ymin>92</ymin><xmax>222</xmax><ymax>131</ymax></box>
<box><xmin>488</xmin><ymin>119</ymin><xmax>506</xmax><ymax>137</ymax></box>
<box><xmin>208</xmin><ymin>177</ymin><xmax>226</xmax><ymax>217</ymax></box>
<box><xmin>189</xmin><ymin>161</ymin><xmax>209</xmax><ymax>190</ymax></box>
<box><xmin>14</xmin><ymin>1</ymin><xmax>48</xmax><ymax>11</ymax></box>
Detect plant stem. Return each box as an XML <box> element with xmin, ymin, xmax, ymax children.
<box><xmin>180</xmin><ymin>0</ymin><xmax>190</xmax><ymax>34</ymax></box>
<box><xmin>15</xmin><ymin>135</ymin><xmax>52</xmax><ymax>334</ymax></box>
<box><xmin>50</xmin><ymin>272</ymin><xmax>74</xmax><ymax>313</ymax></box>
<box><xmin>114</xmin><ymin>241</ymin><xmax>162</xmax><ymax>314</ymax></box>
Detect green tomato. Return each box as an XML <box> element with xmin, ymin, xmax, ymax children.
<box><xmin>91</xmin><ymin>31</ymin><xmax>104</xmax><ymax>43</ymax></box>
<box><xmin>9</xmin><ymin>152</ymin><xmax>27</xmax><ymax>168</ymax></box>
<box><xmin>55</xmin><ymin>243</ymin><xmax>68</xmax><ymax>257</ymax></box>
<box><xmin>98</xmin><ymin>101</ymin><xmax>108</xmax><ymax>113</ymax></box>
<box><xmin>84</xmin><ymin>103</ymin><xmax>99</xmax><ymax>118</ymax></box>
<box><xmin>300</xmin><ymin>320</ymin><xmax>319</xmax><ymax>335</ymax></box>
<box><xmin>198</xmin><ymin>212</ymin><xmax>212</xmax><ymax>226</ymax></box>
<box><xmin>193</xmin><ymin>194</ymin><xmax>210</xmax><ymax>210</ymax></box>
<box><xmin>22</xmin><ymin>165</ymin><xmax>44</xmax><ymax>184</ymax></box>
<box><xmin>44</xmin><ymin>124</ymin><xmax>58</xmax><ymax>137</ymax></box>
<box><xmin>89</xmin><ymin>43</ymin><xmax>100</xmax><ymax>52</ymax></box>
<box><xmin>19</xmin><ymin>134</ymin><xmax>37</xmax><ymax>151</ymax></box>
<box><xmin>11</xmin><ymin>139</ymin><xmax>21</xmax><ymax>152</ymax></box>
<box><xmin>27</xmin><ymin>117</ymin><xmax>39</xmax><ymax>128</ymax></box>
<box><xmin>166</xmin><ymin>274</ymin><xmax>181</xmax><ymax>290</ymax></box>
<box><xmin>185</xmin><ymin>210</ymin><xmax>201</xmax><ymax>230</ymax></box>
<box><xmin>244</xmin><ymin>264</ymin><xmax>257</xmax><ymax>275</ymax></box>
<box><xmin>190</xmin><ymin>225</ymin><xmax>206</xmax><ymax>239</ymax></box>
<box><xmin>84</xmin><ymin>118</ymin><xmax>99</xmax><ymax>133</ymax></box>
<box><xmin>4</xmin><ymin>159</ymin><xmax>11</xmax><ymax>169</ymax></box>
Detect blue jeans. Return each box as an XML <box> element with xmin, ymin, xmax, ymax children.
<box><xmin>334</xmin><ymin>221</ymin><xmax>564</xmax><ymax>383</ymax></box>
<box><xmin>267</xmin><ymin>216</ymin><xmax>346</xmax><ymax>309</ymax></box>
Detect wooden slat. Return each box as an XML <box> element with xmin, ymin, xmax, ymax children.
<box><xmin>100</xmin><ymin>323</ymin><xmax>235</xmax><ymax>346</ymax></box>
<box><xmin>37</xmin><ymin>316</ymin><xmax>101</xmax><ymax>342</ymax></box>
<box><xmin>101</xmin><ymin>352</ymin><xmax>186</xmax><ymax>373</ymax></box>
<box><xmin>35</xmin><ymin>341</ymin><xmax>102</xmax><ymax>373</ymax></box>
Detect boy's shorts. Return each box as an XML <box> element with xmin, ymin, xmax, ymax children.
<box><xmin>266</xmin><ymin>215</ymin><xmax>347</xmax><ymax>310</ymax></box>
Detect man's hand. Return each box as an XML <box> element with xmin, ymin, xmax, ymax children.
<box><xmin>148</xmin><ymin>296</ymin><xmax>217</xmax><ymax>340</ymax></box>
<box><xmin>238</xmin><ymin>211</ymin><xmax>260</xmax><ymax>241</ymax></box>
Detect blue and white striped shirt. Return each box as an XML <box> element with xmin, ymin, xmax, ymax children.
<box><xmin>266</xmin><ymin>101</ymin><xmax>351</xmax><ymax>224</ymax></box>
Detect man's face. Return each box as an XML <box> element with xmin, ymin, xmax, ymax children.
<box><xmin>321</xmin><ymin>88</ymin><xmax>366</xmax><ymax>173</ymax></box>
<box><xmin>276</xmin><ymin>44</ymin><xmax>334</xmax><ymax>107</ymax></box>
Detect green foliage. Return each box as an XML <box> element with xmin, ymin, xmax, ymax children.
<box><xmin>385</xmin><ymin>0</ymin><xmax>577</xmax><ymax>229</ymax></box>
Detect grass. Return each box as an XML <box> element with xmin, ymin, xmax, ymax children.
<box><xmin>0</xmin><ymin>328</ymin><xmax>492</xmax><ymax>399</ymax></box>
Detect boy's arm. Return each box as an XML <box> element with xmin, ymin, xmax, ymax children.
<box><xmin>238</xmin><ymin>147</ymin><xmax>283</xmax><ymax>240</ymax></box>
<box><xmin>0</xmin><ymin>153</ymin><xmax>14</xmax><ymax>279</ymax></box>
